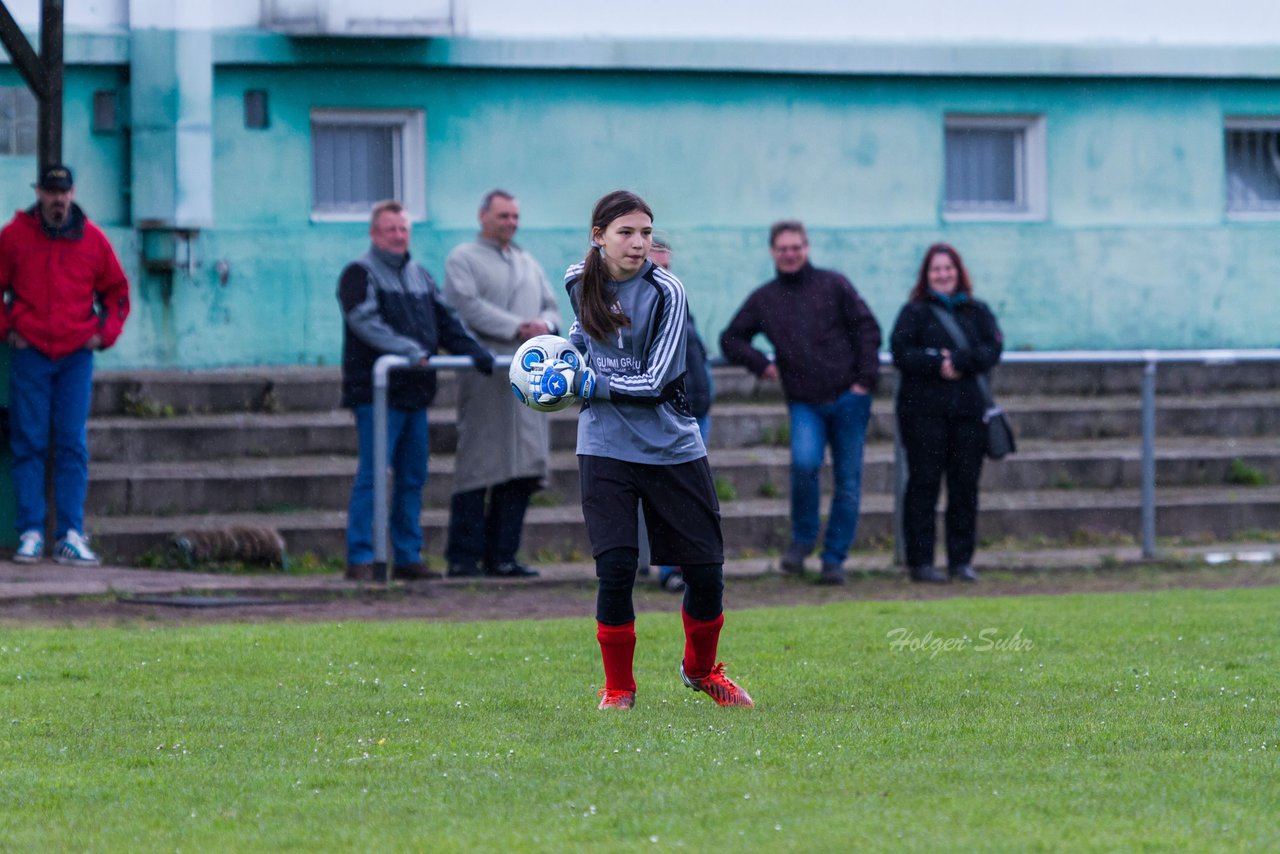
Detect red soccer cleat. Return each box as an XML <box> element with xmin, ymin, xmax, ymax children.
<box><xmin>597</xmin><ymin>688</ymin><xmax>636</xmax><ymax>710</ymax></box>
<box><xmin>680</xmin><ymin>662</ymin><xmax>754</xmax><ymax>708</ymax></box>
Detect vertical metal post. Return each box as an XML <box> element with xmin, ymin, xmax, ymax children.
<box><xmin>892</xmin><ymin>374</ymin><xmax>908</xmax><ymax>566</ymax></box>
<box><xmin>366</xmin><ymin>354</ymin><xmax>506</xmax><ymax>587</ymax></box>
<box><xmin>1140</xmin><ymin>358</ymin><xmax>1158</xmax><ymax>558</ymax></box>
<box><xmin>372</xmin><ymin>355</ymin><xmax>409</xmax><ymax>585</ymax></box>
<box><xmin>38</xmin><ymin>0</ymin><xmax>63</xmax><ymax>171</ymax></box>
<box><xmin>893</xmin><ymin>434</ymin><xmax>907</xmax><ymax>566</ymax></box>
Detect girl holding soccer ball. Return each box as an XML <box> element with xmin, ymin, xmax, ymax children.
<box><xmin>531</xmin><ymin>190</ymin><xmax>753</xmax><ymax>710</ymax></box>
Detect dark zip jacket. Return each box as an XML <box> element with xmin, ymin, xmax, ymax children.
<box><xmin>338</xmin><ymin>245</ymin><xmax>492</xmax><ymax>410</ymax></box>
<box><xmin>890</xmin><ymin>294</ymin><xmax>1003</xmax><ymax>419</ymax></box>
<box><xmin>720</xmin><ymin>262</ymin><xmax>881</xmax><ymax>404</ymax></box>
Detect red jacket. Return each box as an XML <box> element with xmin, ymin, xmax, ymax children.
<box><xmin>0</xmin><ymin>205</ymin><xmax>130</xmax><ymax>360</ymax></box>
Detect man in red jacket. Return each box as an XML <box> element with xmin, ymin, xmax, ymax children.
<box><xmin>0</xmin><ymin>164</ymin><xmax>130</xmax><ymax>566</ymax></box>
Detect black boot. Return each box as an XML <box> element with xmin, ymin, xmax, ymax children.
<box><xmin>909</xmin><ymin>565</ymin><xmax>949</xmax><ymax>584</ymax></box>
<box><xmin>950</xmin><ymin>564</ymin><xmax>978</xmax><ymax>582</ymax></box>
<box><xmin>817</xmin><ymin>560</ymin><xmax>847</xmax><ymax>585</ymax></box>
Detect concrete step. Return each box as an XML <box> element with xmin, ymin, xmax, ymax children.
<box><xmin>999</xmin><ymin>391</ymin><xmax>1280</xmax><ymax>440</ymax></box>
<box><xmin>92</xmin><ymin>367</ymin><xmax>343</xmax><ymax>417</ymax></box>
<box><xmin>88</xmin><ymin>411</ymin><xmax>358</xmax><ymax>463</ymax></box>
<box><xmin>85</xmin><ymin>484</ymin><xmax>1280</xmax><ymax>565</ymax></box>
<box><xmin>959</xmin><ymin>360</ymin><xmax>1280</xmax><ymax>397</ymax></box>
<box><xmin>86</xmin><ymin>408</ymin><xmax>582</xmax><ymax>463</ymax></box>
<box><xmin>90</xmin><ymin>360</ymin><xmax>1280</xmax><ymax>415</ymax></box>
<box><xmin>85</xmin><ymin>437</ymin><xmax>1280</xmax><ymax>518</ymax></box>
<box><xmin>699</xmin><ymin>437</ymin><xmax>1280</xmax><ymax>498</ymax></box>
<box><xmin>87</xmin><ymin>390</ymin><xmax>1280</xmax><ymax>464</ymax></box>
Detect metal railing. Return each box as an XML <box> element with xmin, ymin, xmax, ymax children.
<box><xmin>889</xmin><ymin>348</ymin><xmax>1280</xmax><ymax>563</ymax></box>
<box><xmin>369</xmin><ymin>348</ymin><xmax>1280</xmax><ymax>582</ymax></box>
<box><xmin>370</xmin><ymin>354</ymin><xmax>511</xmax><ymax>582</ymax></box>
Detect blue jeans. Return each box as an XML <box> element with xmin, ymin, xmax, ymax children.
<box><xmin>9</xmin><ymin>347</ymin><xmax>95</xmax><ymax>537</ymax></box>
<box><xmin>788</xmin><ymin>391</ymin><xmax>872</xmax><ymax>565</ymax></box>
<box><xmin>346</xmin><ymin>404</ymin><xmax>428</xmax><ymax>567</ymax></box>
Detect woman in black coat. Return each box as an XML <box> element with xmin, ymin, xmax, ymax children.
<box><xmin>890</xmin><ymin>243</ymin><xmax>1003</xmax><ymax>583</ymax></box>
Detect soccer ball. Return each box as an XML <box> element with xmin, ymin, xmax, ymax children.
<box><xmin>509</xmin><ymin>334</ymin><xmax>585</xmax><ymax>412</ymax></box>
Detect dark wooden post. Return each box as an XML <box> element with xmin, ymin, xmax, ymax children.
<box><xmin>0</xmin><ymin>0</ymin><xmax>63</xmax><ymax>174</ymax></box>
<box><xmin>38</xmin><ymin>0</ymin><xmax>62</xmax><ymax>171</ymax></box>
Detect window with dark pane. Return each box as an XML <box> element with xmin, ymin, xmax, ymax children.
<box><xmin>1225</xmin><ymin>126</ymin><xmax>1280</xmax><ymax>213</ymax></box>
<box><xmin>244</xmin><ymin>90</ymin><xmax>269</xmax><ymax>129</ymax></box>
<box><xmin>92</xmin><ymin>90</ymin><xmax>118</xmax><ymax>133</ymax></box>
<box><xmin>0</xmin><ymin>87</ymin><xmax>38</xmax><ymax>156</ymax></box>
<box><xmin>312</xmin><ymin>122</ymin><xmax>399</xmax><ymax>214</ymax></box>
<box><xmin>946</xmin><ymin>126</ymin><xmax>1021</xmax><ymax>210</ymax></box>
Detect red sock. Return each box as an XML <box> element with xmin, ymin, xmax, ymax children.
<box><xmin>596</xmin><ymin>621</ymin><xmax>637</xmax><ymax>692</ymax></box>
<box><xmin>682</xmin><ymin>610</ymin><xmax>724</xmax><ymax>679</ymax></box>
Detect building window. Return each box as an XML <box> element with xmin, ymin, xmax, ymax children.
<box><xmin>92</xmin><ymin>90</ymin><xmax>118</xmax><ymax>133</ymax></box>
<box><xmin>244</xmin><ymin>90</ymin><xmax>269</xmax><ymax>130</ymax></box>
<box><xmin>944</xmin><ymin>114</ymin><xmax>1046</xmax><ymax>220</ymax></box>
<box><xmin>310</xmin><ymin>109</ymin><xmax>425</xmax><ymax>219</ymax></box>
<box><xmin>1225</xmin><ymin>119</ymin><xmax>1280</xmax><ymax>215</ymax></box>
<box><xmin>0</xmin><ymin>86</ymin><xmax>38</xmax><ymax>156</ymax></box>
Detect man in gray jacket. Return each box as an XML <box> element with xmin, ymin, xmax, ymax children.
<box><xmin>443</xmin><ymin>190</ymin><xmax>562</xmax><ymax>577</ymax></box>
<box><xmin>338</xmin><ymin>200</ymin><xmax>494</xmax><ymax>581</ymax></box>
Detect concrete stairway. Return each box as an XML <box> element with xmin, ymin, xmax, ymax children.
<box><xmin>83</xmin><ymin>361</ymin><xmax>1280</xmax><ymax>565</ymax></box>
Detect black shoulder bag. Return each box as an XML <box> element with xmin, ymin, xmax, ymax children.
<box><xmin>928</xmin><ymin>305</ymin><xmax>1015</xmax><ymax>460</ymax></box>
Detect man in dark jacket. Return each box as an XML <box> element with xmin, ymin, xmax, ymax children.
<box><xmin>720</xmin><ymin>220</ymin><xmax>881</xmax><ymax>585</ymax></box>
<box><xmin>338</xmin><ymin>200</ymin><xmax>494</xmax><ymax>581</ymax></box>
<box><xmin>0</xmin><ymin>164</ymin><xmax>130</xmax><ymax>567</ymax></box>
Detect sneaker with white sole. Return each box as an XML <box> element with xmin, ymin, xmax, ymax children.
<box><xmin>13</xmin><ymin>530</ymin><xmax>44</xmax><ymax>564</ymax></box>
<box><xmin>53</xmin><ymin>530</ymin><xmax>101</xmax><ymax>567</ymax></box>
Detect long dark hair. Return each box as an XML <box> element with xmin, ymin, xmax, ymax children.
<box><xmin>577</xmin><ymin>190</ymin><xmax>654</xmax><ymax>341</ymax></box>
<box><xmin>908</xmin><ymin>242</ymin><xmax>974</xmax><ymax>303</ymax></box>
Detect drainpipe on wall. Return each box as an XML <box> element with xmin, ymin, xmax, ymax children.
<box><xmin>129</xmin><ymin>1</ymin><xmax>213</xmax><ymax>306</ymax></box>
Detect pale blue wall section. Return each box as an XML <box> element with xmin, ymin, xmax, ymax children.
<box><xmin>1050</xmin><ymin>80</ymin><xmax>1224</xmax><ymax>225</ymax></box>
<box><xmin>0</xmin><ymin>68</ymin><xmax>129</xmax><ymax>226</ymax></box>
<box><xmin>130</xmin><ymin>28</ymin><xmax>214</xmax><ymax>227</ymax></box>
<box><xmin>176</xmin><ymin>64</ymin><xmax>1279</xmax><ymax>369</ymax></box>
<box><xmin>11</xmin><ymin>47</ymin><xmax>1280</xmax><ymax>368</ymax></box>
<box><xmin>418</xmin><ymin>72</ymin><xmax>942</xmax><ymax>230</ymax></box>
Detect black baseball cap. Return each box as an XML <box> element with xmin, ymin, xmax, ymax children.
<box><xmin>36</xmin><ymin>164</ymin><xmax>74</xmax><ymax>191</ymax></box>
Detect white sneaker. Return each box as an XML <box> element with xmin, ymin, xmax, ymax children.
<box><xmin>13</xmin><ymin>530</ymin><xmax>44</xmax><ymax>564</ymax></box>
<box><xmin>53</xmin><ymin>530</ymin><xmax>101</xmax><ymax>567</ymax></box>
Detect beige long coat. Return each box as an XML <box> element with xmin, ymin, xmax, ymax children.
<box><xmin>443</xmin><ymin>238</ymin><xmax>562</xmax><ymax>494</ymax></box>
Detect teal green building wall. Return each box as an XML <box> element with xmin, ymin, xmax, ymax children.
<box><xmin>0</xmin><ymin>65</ymin><xmax>130</xmax><ymax>227</ymax></box>
<box><xmin>3</xmin><ymin>36</ymin><xmax>1279</xmax><ymax>368</ymax></box>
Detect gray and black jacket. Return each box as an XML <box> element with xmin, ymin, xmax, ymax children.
<box><xmin>565</xmin><ymin>260</ymin><xmax>704</xmax><ymax>465</ymax></box>
<box><xmin>338</xmin><ymin>245</ymin><xmax>492</xmax><ymax>410</ymax></box>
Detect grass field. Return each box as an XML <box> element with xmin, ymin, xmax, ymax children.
<box><xmin>2</xmin><ymin>585</ymin><xmax>1277</xmax><ymax>851</ymax></box>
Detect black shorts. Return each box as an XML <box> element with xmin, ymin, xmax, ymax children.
<box><xmin>579</xmin><ymin>454</ymin><xmax>724</xmax><ymax>565</ymax></box>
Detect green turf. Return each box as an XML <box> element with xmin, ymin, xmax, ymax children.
<box><xmin>2</xmin><ymin>587</ymin><xmax>1277</xmax><ymax>851</ymax></box>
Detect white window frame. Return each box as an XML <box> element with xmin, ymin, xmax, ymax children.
<box><xmin>0</xmin><ymin>85</ymin><xmax>38</xmax><ymax>157</ymax></box>
<box><xmin>310</xmin><ymin>108</ymin><xmax>426</xmax><ymax>222</ymax></box>
<box><xmin>943</xmin><ymin>114</ymin><xmax>1047</xmax><ymax>222</ymax></box>
<box><xmin>1224</xmin><ymin>116</ymin><xmax>1280</xmax><ymax>219</ymax></box>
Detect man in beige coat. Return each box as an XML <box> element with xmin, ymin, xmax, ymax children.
<box><xmin>443</xmin><ymin>190</ymin><xmax>562</xmax><ymax>577</ymax></box>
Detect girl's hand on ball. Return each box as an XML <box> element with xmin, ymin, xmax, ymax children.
<box><xmin>529</xmin><ymin>359</ymin><xmax>572</xmax><ymax>404</ymax></box>
<box><xmin>569</xmin><ymin>366</ymin><xmax>597</xmax><ymax>399</ymax></box>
